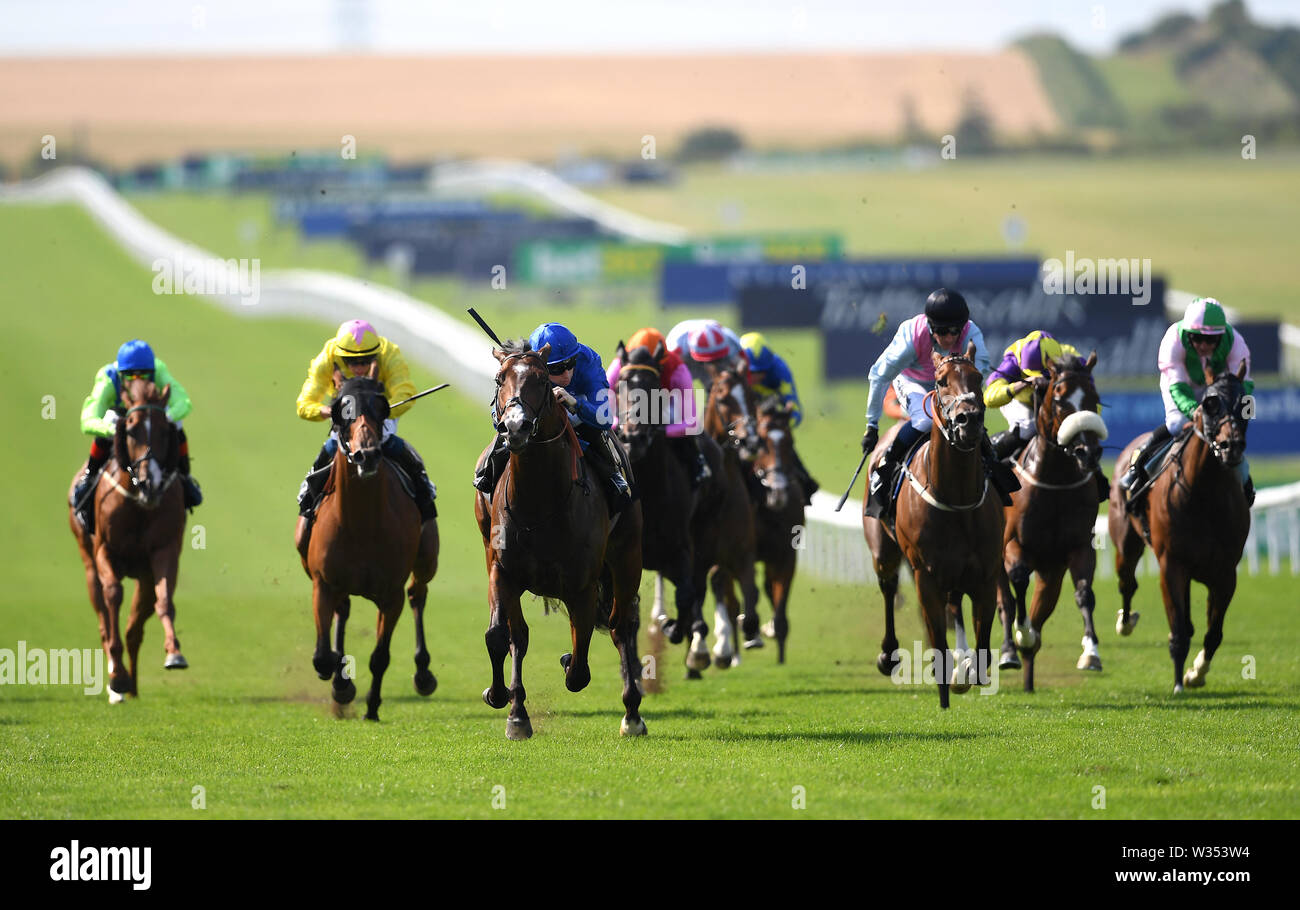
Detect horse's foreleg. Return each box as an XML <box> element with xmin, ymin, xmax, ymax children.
<box><xmin>705</xmin><ymin>569</ymin><xmax>736</xmax><ymax>671</ymax></box>
<box><xmin>1186</xmin><ymin>574</ymin><xmax>1236</xmax><ymax>689</ymax></box>
<box><xmin>482</xmin><ymin>564</ymin><xmax>514</xmax><ymax>712</ymax></box>
<box><xmin>125</xmin><ymin>574</ymin><xmax>154</xmax><ymax>697</ymax></box>
<box><xmin>364</xmin><ymin>596</ymin><xmax>403</xmax><ymax>721</ymax></box>
<box><xmin>311</xmin><ymin>579</ymin><xmax>342</xmax><ymax>684</ymax></box>
<box><xmin>735</xmin><ymin>555</ymin><xmax>759</xmax><ymax>658</ymax></box>
<box><xmin>148</xmin><ymin>548</ymin><xmax>185</xmax><ymax>668</ymax></box>
<box><xmin>505</xmin><ymin>592</ymin><xmax>531</xmax><ymax>740</ymax></box>
<box><xmin>1068</xmin><ymin>544</ymin><xmax>1102</xmax><ymax>671</ymax></box>
<box><xmin>767</xmin><ymin>558</ymin><xmax>794</xmax><ymax>664</ymax></box>
<box><xmin>949</xmin><ymin>599</ymin><xmax>974</xmax><ymax>693</ymax></box>
<box><xmin>875</xmin><ymin>549</ymin><xmax>902</xmax><ymax>677</ymax></box>
<box><xmin>1023</xmin><ymin>566</ymin><xmax>1065</xmax><ymax>693</ymax></box>
<box><xmin>608</xmin><ymin>542</ymin><xmax>646</xmax><ymax>736</ymax></box>
<box><xmin>1113</xmin><ymin>518</ymin><xmax>1144</xmax><ymax>637</ymax></box>
<box><xmin>915</xmin><ymin>573</ymin><xmax>951</xmax><ymax>710</ymax></box>
<box><xmin>970</xmin><ymin>579</ymin><xmax>999</xmax><ymax>690</ymax></box>
<box><xmin>329</xmin><ymin>595</ymin><xmax>356</xmax><ymax>704</ymax></box>
<box><xmin>562</xmin><ymin>585</ymin><xmax>596</xmax><ymax>694</ymax></box>
<box><xmin>94</xmin><ymin>548</ymin><xmax>129</xmax><ymax>701</ymax></box>
<box><xmin>668</xmin><ymin>551</ymin><xmax>695</xmax><ymax>643</ymax></box>
<box><xmin>1006</xmin><ymin>539</ymin><xmax>1036</xmax><ymax>657</ymax></box>
<box><xmin>996</xmin><ymin>565</ymin><xmax>1020</xmax><ymax>670</ymax></box>
<box><xmin>409</xmin><ymin>576</ymin><xmax>437</xmax><ymax>697</ymax></box>
<box><xmin>1159</xmin><ymin>558</ymin><xmax>1193</xmax><ymax>694</ymax></box>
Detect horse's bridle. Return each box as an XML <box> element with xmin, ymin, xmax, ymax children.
<box><xmin>1193</xmin><ymin>380</ymin><xmax>1247</xmax><ymax>465</ymax></box>
<box><xmin>111</xmin><ymin>402</ymin><xmax>178</xmax><ymax>505</ymax></box>
<box><xmin>931</xmin><ymin>354</ymin><xmax>982</xmax><ymax>453</ymax></box>
<box><xmin>494</xmin><ymin>355</ymin><xmax>567</xmax><ymax>445</ymax></box>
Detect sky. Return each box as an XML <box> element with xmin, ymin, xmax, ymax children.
<box><xmin>5</xmin><ymin>0</ymin><xmax>1299</xmax><ymax>56</ymax></box>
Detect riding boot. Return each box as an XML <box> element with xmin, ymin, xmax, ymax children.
<box><xmin>1119</xmin><ymin>423</ymin><xmax>1171</xmax><ymax>500</ymax></box>
<box><xmin>980</xmin><ymin>432</ymin><xmax>1019</xmax><ymax>507</ymax></box>
<box><xmin>297</xmin><ymin>442</ymin><xmax>334</xmax><ymax>518</ymax></box>
<box><xmin>177</xmin><ymin>452</ymin><xmax>203</xmax><ymax>510</ymax></box>
<box><xmin>386</xmin><ymin>436</ymin><xmax>438</xmax><ymax>521</ymax></box>
<box><xmin>866</xmin><ymin>424</ymin><xmax>922</xmax><ymax>519</ymax></box>
<box><xmin>581</xmin><ymin>430</ymin><xmax>632</xmax><ymax>515</ymax></box>
<box><xmin>990</xmin><ymin>428</ymin><xmax>1023</xmax><ymax>461</ymax></box>
<box><xmin>71</xmin><ymin>446</ymin><xmax>112</xmax><ymax>531</ymax></box>
<box><xmin>1244</xmin><ymin>476</ymin><xmax>1256</xmax><ymax>508</ymax></box>
<box><xmin>473</xmin><ymin>435</ymin><xmax>509</xmax><ymax>497</ymax></box>
<box><xmin>790</xmin><ymin>447</ymin><xmax>818</xmax><ymax>505</ymax></box>
<box><xmin>1094</xmin><ymin>468</ymin><xmax>1110</xmax><ymax>504</ymax></box>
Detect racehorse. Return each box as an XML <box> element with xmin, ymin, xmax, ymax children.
<box><xmin>1108</xmin><ymin>363</ymin><xmax>1251</xmax><ymax>693</ymax></box>
<box><xmin>69</xmin><ymin>376</ymin><xmax>187</xmax><ymax>701</ymax></box>
<box><xmin>696</xmin><ymin>360</ymin><xmax>761</xmax><ymax>671</ymax></box>
<box><xmin>299</xmin><ymin>369</ymin><xmax>439</xmax><ymax>721</ymax></box>
<box><xmin>745</xmin><ymin>397</ymin><xmax>805</xmax><ymax>663</ymax></box>
<box><xmin>863</xmin><ymin>343</ymin><xmax>1004</xmax><ymax>708</ymax></box>
<box><xmin>996</xmin><ymin>352</ymin><xmax>1108</xmax><ymax>692</ymax></box>
<box><xmin>474</xmin><ymin>341</ymin><xmax>646</xmax><ymax>737</ymax></box>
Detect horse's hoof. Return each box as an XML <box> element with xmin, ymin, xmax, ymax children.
<box><xmin>1013</xmin><ymin>624</ymin><xmax>1038</xmax><ymax>650</ymax></box>
<box><xmin>1077</xmin><ymin>653</ymin><xmax>1103</xmax><ymax>671</ymax></box>
<box><xmin>560</xmin><ymin>653</ymin><xmax>571</xmax><ymax>670</ymax></box>
<box><xmin>107</xmin><ymin>687</ymin><xmax>125</xmax><ymax>705</ymax></box>
<box><xmin>620</xmin><ymin>715</ymin><xmax>647</xmax><ymax>737</ymax></box>
<box><xmin>482</xmin><ymin>687</ymin><xmax>509</xmax><ymax>710</ymax></box>
<box><xmin>876</xmin><ymin>651</ymin><xmax>899</xmax><ymax>676</ymax></box>
<box><xmin>1116</xmin><ymin>609</ymin><xmax>1140</xmax><ymax>636</ymax></box>
<box><xmin>1183</xmin><ymin>651</ymin><xmax>1209</xmax><ymax>688</ymax></box>
<box><xmin>1172</xmin><ymin>683</ymin><xmax>1185</xmax><ymax>695</ymax></box>
<box><xmin>364</xmin><ymin>710</ymin><xmax>380</xmax><ymax>722</ymax></box>
<box><xmin>761</xmin><ymin>620</ymin><xmax>776</xmax><ymax>639</ymax></box>
<box><xmin>998</xmin><ymin>648</ymin><xmax>1021</xmax><ymax>670</ymax></box>
<box><xmin>413</xmin><ymin>669</ymin><xmax>438</xmax><ymax>696</ymax></box>
<box><xmin>505</xmin><ymin>717</ymin><xmax>533</xmax><ymax>740</ymax></box>
<box><xmin>684</xmin><ymin>668</ymin><xmax>703</xmax><ymax>680</ymax></box>
<box><xmin>164</xmin><ymin>653</ymin><xmax>188</xmax><ymax>670</ymax></box>
<box><xmin>332</xmin><ymin>678</ymin><xmax>357</xmax><ymax>705</ymax></box>
<box><xmin>742</xmin><ymin>636</ymin><xmax>764</xmax><ymax>650</ymax></box>
<box><xmin>662</xmin><ymin>620</ymin><xmax>684</xmax><ymax>645</ymax></box>
<box><xmin>686</xmin><ymin>650</ymin><xmax>711</xmax><ymax>672</ymax></box>
<box><xmin>712</xmin><ymin>654</ymin><xmax>733</xmax><ymax>669</ymax></box>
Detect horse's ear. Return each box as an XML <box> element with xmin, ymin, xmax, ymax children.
<box><xmin>367</xmin><ymin>361</ymin><xmax>378</xmax><ymax>380</ymax></box>
<box><xmin>492</xmin><ymin>348</ymin><xmax>507</xmax><ymax>364</ymax></box>
<box><xmin>332</xmin><ymin>367</ymin><xmax>344</xmax><ymax>390</ymax></box>
<box><xmin>1042</xmin><ymin>353</ymin><xmax>1056</xmax><ymax>375</ymax></box>
<box><xmin>616</xmin><ymin>341</ymin><xmax>627</xmax><ymax>365</ymax></box>
<box><xmin>653</xmin><ymin>341</ymin><xmax>665</xmax><ymax>360</ymax></box>
<box><xmin>1204</xmin><ymin>363</ymin><xmax>1217</xmax><ymax>384</ymax></box>
<box><xmin>537</xmin><ymin>343</ymin><xmax>551</xmax><ymax>363</ymax></box>
<box><xmin>119</xmin><ymin>387</ymin><xmax>132</xmax><ymax>408</ymax></box>
<box><xmin>1236</xmin><ymin>360</ymin><xmax>1248</xmax><ymax>381</ymax></box>
<box><xmin>160</xmin><ymin>383</ymin><xmax>171</xmax><ymax>405</ymax></box>
<box><xmin>1086</xmin><ymin>351</ymin><xmax>1098</xmax><ymax>371</ymax></box>
<box><xmin>736</xmin><ymin>355</ymin><xmax>748</xmax><ymax>375</ymax></box>
<box><xmin>931</xmin><ymin>349</ymin><xmax>944</xmax><ymax>369</ymax></box>
<box><xmin>965</xmin><ymin>341</ymin><xmax>976</xmax><ymax>361</ymax></box>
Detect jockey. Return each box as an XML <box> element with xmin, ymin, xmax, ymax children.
<box><xmin>606</xmin><ymin>326</ymin><xmax>712</xmax><ymax>487</ymax></box>
<box><xmin>667</xmin><ymin>318</ymin><xmax>746</xmax><ymax>385</ymax></box>
<box><xmin>740</xmin><ymin>331</ymin><xmax>820</xmax><ymax>503</ymax></box>
<box><xmin>295</xmin><ymin>319</ymin><xmax>437</xmax><ymax>526</ymax></box>
<box><xmin>984</xmin><ymin>330</ymin><xmax>1110</xmax><ymax>501</ymax></box>
<box><xmin>71</xmin><ymin>340</ymin><xmax>202</xmax><ymax>530</ymax></box>
<box><xmin>860</xmin><ymin>288</ymin><xmax>1015</xmax><ymax>518</ymax></box>
<box><xmin>473</xmin><ymin>322</ymin><xmax>632</xmax><ymax>513</ymax></box>
<box><xmin>1118</xmin><ymin>297</ymin><xmax>1255</xmax><ymax>504</ymax></box>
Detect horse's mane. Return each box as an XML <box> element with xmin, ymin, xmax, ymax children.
<box><xmin>497</xmin><ymin>338</ymin><xmax>533</xmax><ymax>358</ymax></box>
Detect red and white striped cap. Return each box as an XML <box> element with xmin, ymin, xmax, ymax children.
<box><xmin>688</xmin><ymin>323</ymin><xmax>729</xmax><ymax>362</ymax></box>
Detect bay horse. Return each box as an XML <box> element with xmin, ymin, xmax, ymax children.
<box><xmin>746</xmin><ymin>397</ymin><xmax>805</xmax><ymax>664</ymax></box>
<box><xmin>68</xmin><ymin>376</ymin><xmax>187</xmax><ymax>702</ymax></box>
<box><xmin>613</xmin><ymin>342</ymin><xmax>719</xmax><ymax>674</ymax></box>
<box><xmin>299</xmin><ymin>369</ymin><xmax>439</xmax><ymax>721</ymax></box>
<box><xmin>474</xmin><ymin>341</ymin><xmax>645</xmax><ymax>738</ymax></box>
<box><xmin>696</xmin><ymin>360</ymin><xmax>761</xmax><ymax>672</ymax></box>
<box><xmin>996</xmin><ymin>352</ymin><xmax>1108</xmax><ymax>692</ymax></box>
<box><xmin>863</xmin><ymin>342</ymin><xmax>1004</xmax><ymax>708</ymax></box>
<box><xmin>1108</xmin><ymin>363</ymin><xmax>1251</xmax><ymax>693</ymax></box>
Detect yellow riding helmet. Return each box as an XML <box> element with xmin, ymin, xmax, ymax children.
<box><xmin>740</xmin><ymin>332</ymin><xmax>774</xmax><ymax>372</ymax></box>
<box><xmin>334</xmin><ymin>319</ymin><xmax>381</xmax><ymax>358</ymax></box>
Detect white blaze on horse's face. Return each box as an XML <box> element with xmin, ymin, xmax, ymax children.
<box><xmin>1066</xmin><ymin>387</ymin><xmax>1085</xmax><ymax>412</ymax></box>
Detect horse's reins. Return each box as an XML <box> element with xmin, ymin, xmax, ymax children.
<box><xmin>494</xmin><ymin>354</ymin><xmax>582</xmax><ymax>530</ymax></box>
<box><xmin>902</xmin><ymin>354</ymin><xmax>988</xmax><ymax>510</ymax></box>
<box><xmin>110</xmin><ymin>402</ymin><xmax>178</xmax><ymax>505</ymax></box>
<box><xmin>1016</xmin><ymin>370</ymin><xmax>1102</xmax><ymax>490</ymax></box>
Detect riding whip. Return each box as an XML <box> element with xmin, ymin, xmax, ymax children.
<box><xmin>390</xmin><ymin>383</ymin><xmax>450</xmax><ymax>409</ymax></box>
<box><xmin>835</xmin><ymin>449</ymin><xmax>872</xmax><ymax>512</ymax></box>
<box><xmin>467</xmin><ymin>308</ymin><xmax>505</xmax><ymax>348</ymax></box>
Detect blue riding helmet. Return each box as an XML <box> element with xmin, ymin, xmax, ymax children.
<box><xmin>116</xmin><ymin>339</ymin><xmax>156</xmax><ymax>373</ymax></box>
<box><xmin>529</xmin><ymin>323</ymin><xmax>580</xmax><ymax>366</ymax></box>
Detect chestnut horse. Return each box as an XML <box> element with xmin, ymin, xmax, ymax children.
<box><xmin>299</xmin><ymin>371</ymin><xmax>439</xmax><ymax>721</ymax></box>
<box><xmin>1108</xmin><ymin>363</ymin><xmax>1251</xmax><ymax>693</ymax></box>
<box><xmin>696</xmin><ymin>361</ymin><xmax>761</xmax><ymax>672</ymax></box>
<box><xmin>68</xmin><ymin>377</ymin><xmax>187</xmax><ymax>701</ymax></box>
<box><xmin>863</xmin><ymin>343</ymin><xmax>1004</xmax><ymax>708</ymax></box>
<box><xmin>745</xmin><ymin>397</ymin><xmax>805</xmax><ymax>664</ymax></box>
<box><xmin>997</xmin><ymin>352</ymin><xmax>1108</xmax><ymax>692</ymax></box>
<box><xmin>474</xmin><ymin>341</ymin><xmax>645</xmax><ymax>737</ymax></box>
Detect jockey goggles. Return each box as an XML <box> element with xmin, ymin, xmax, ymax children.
<box><xmin>1187</xmin><ymin>332</ymin><xmax>1219</xmax><ymax>345</ymax></box>
<box><xmin>548</xmin><ymin>356</ymin><xmax>578</xmax><ymax>375</ymax></box>
<box><xmin>929</xmin><ymin>322</ymin><xmax>962</xmax><ymax>337</ymax></box>
<box><xmin>120</xmin><ymin>369</ymin><xmax>154</xmax><ymax>381</ymax></box>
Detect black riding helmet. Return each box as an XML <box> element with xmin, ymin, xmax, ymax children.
<box><xmin>924</xmin><ymin>288</ymin><xmax>969</xmax><ymax>332</ymax></box>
